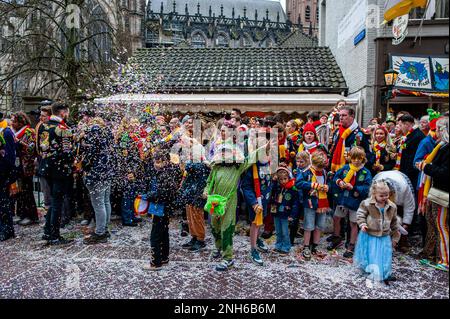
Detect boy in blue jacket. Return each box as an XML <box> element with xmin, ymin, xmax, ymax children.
<box><xmin>329</xmin><ymin>146</ymin><xmax>372</xmax><ymax>258</ymax></box>
<box><xmin>271</xmin><ymin>166</ymin><xmax>299</xmax><ymax>255</ymax></box>
<box><xmin>296</xmin><ymin>151</ymin><xmax>331</xmax><ymax>260</ymax></box>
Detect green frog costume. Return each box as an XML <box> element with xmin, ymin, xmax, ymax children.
<box><xmin>205</xmin><ymin>141</ymin><xmax>263</xmax><ymax>261</ymax></box>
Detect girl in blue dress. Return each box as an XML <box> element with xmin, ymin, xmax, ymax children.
<box><xmin>354</xmin><ymin>180</ymin><xmax>401</xmax><ymax>284</ymax></box>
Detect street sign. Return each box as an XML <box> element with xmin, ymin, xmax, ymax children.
<box><xmin>354</xmin><ymin>29</ymin><xmax>366</xmax><ymax>46</ymax></box>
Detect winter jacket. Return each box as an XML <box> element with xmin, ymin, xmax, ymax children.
<box><xmin>15</xmin><ymin>127</ymin><xmax>37</xmax><ymax>178</ymax></box>
<box><xmin>399</xmin><ymin>128</ymin><xmax>426</xmax><ymax>184</ymax></box>
<box><xmin>423</xmin><ymin>143</ymin><xmax>449</xmax><ymax>193</ymax></box>
<box><xmin>332</xmin><ymin>164</ymin><xmax>372</xmax><ymax>211</ymax></box>
<box><xmin>329</xmin><ymin>126</ymin><xmax>372</xmax><ymax>167</ymax></box>
<box><xmin>240</xmin><ymin>162</ymin><xmax>273</xmax><ymax>215</ymax></box>
<box><xmin>356</xmin><ymin>198</ymin><xmax>401</xmax><ymax>243</ymax></box>
<box><xmin>179</xmin><ymin>162</ymin><xmax>211</xmax><ymax>208</ymax></box>
<box><xmin>147</xmin><ymin>163</ymin><xmax>183</xmax><ymax>214</ymax></box>
<box><xmin>37</xmin><ymin>117</ymin><xmax>74</xmax><ymax>179</ymax></box>
<box><xmin>413</xmin><ymin>135</ymin><xmax>437</xmax><ymax>189</ymax></box>
<box><xmin>296</xmin><ymin>167</ymin><xmax>331</xmax><ymax>211</ymax></box>
<box><xmin>0</xmin><ymin>126</ymin><xmax>17</xmax><ymax>188</ymax></box>
<box><xmin>270</xmin><ymin>181</ymin><xmax>300</xmax><ymax>219</ymax></box>
<box><xmin>82</xmin><ymin>125</ymin><xmax>115</xmax><ymax>188</ymax></box>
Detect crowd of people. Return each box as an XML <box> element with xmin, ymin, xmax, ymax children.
<box><xmin>0</xmin><ymin>100</ymin><xmax>448</xmax><ymax>283</ymax></box>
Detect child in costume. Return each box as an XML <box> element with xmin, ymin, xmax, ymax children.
<box><xmin>296</xmin><ymin>151</ymin><xmax>331</xmax><ymax>260</ymax></box>
<box><xmin>329</xmin><ymin>147</ymin><xmax>372</xmax><ymax>258</ymax></box>
<box><xmin>271</xmin><ymin>166</ymin><xmax>299</xmax><ymax>254</ymax></box>
<box><xmin>143</xmin><ymin>149</ymin><xmax>182</xmax><ymax>271</ymax></box>
<box><xmin>204</xmin><ymin>137</ymin><xmax>268</xmax><ymax>272</ymax></box>
<box><xmin>354</xmin><ymin>180</ymin><xmax>400</xmax><ymax>284</ymax></box>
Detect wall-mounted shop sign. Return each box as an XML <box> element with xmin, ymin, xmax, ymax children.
<box><xmin>391</xmin><ymin>55</ymin><xmax>449</xmax><ymax>92</ymax></box>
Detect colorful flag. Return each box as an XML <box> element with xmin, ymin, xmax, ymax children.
<box><xmin>383</xmin><ymin>0</ymin><xmax>428</xmax><ymax>24</ymax></box>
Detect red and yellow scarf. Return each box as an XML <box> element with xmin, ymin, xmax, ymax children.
<box><xmin>373</xmin><ymin>141</ymin><xmax>386</xmax><ymax>166</ymax></box>
<box><xmin>394</xmin><ymin>129</ymin><xmax>413</xmax><ymax>170</ymax></box>
<box><xmin>252</xmin><ymin>164</ymin><xmax>264</xmax><ymax>226</ymax></box>
<box><xmin>342</xmin><ymin>164</ymin><xmax>363</xmax><ymax>186</ymax></box>
<box><xmin>310</xmin><ymin>167</ymin><xmax>330</xmax><ymax>213</ymax></box>
<box><xmin>331</xmin><ymin>121</ymin><xmax>358</xmax><ymax>172</ymax></box>
<box><xmin>298</xmin><ymin>141</ymin><xmax>318</xmax><ymax>155</ymax></box>
<box><xmin>418</xmin><ymin>141</ymin><xmax>444</xmax><ymax>212</ymax></box>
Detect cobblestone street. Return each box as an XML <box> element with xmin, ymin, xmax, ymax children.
<box><xmin>0</xmin><ymin>216</ymin><xmax>448</xmax><ymax>299</ymax></box>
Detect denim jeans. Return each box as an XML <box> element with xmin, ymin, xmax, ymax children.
<box><xmin>85</xmin><ymin>181</ymin><xmax>111</xmax><ymax>235</ymax></box>
<box><xmin>274</xmin><ymin>217</ymin><xmax>291</xmax><ymax>253</ymax></box>
<box><xmin>121</xmin><ymin>184</ymin><xmax>138</xmax><ymax>224</ymax></box>
<box><xmin>44</xmin><ymin>177</ymin><xmax>72</xmax><ymax>239</ymax></box>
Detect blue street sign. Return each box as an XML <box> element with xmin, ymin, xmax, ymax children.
<box><xmin>354</xmin><ymin>29</ymin><xmax>366</xmax><ymax>46</ymax></box>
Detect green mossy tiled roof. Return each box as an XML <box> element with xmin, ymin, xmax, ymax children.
<box><xmin>128</xmin><ymin>47</ymin><xmax>347</xmax><ymax>93</ymax></box>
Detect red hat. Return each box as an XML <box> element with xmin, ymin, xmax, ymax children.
<box><xmin>303</xmin><ymin>123</ymin><xmax>317</xmax><ymax>135</ymax></box>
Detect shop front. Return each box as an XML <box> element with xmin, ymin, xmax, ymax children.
<box><xmin>375</xmin><ymin>35</ymin><xmax>449</xmax><ymax>119</ymax></box>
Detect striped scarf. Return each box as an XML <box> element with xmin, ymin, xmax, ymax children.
<box><xmin>423</xmin><ymin>141</ymin><xmax>445</xmax><ymax>196</ymax></box>
<box><xmin>343</xmin><ymin>164</ymin><xmax>363</xmax><ymax>186</ymax></box>
<box><xmin>298</xmin><ymin>141</ymin><xmax>318</xmax><ymax>155</ymax></box>
<box><xmin>331</xmin><ymin>121</ymin><xmax>358</xmax><ymax>172</ymax></box>
<box><xmin>252</xmin><ymin>164</ymin><xmax>264</xmax><ymax>226</ymax></box>
<box><xmin>310</xmin><ymin>167</ymin><xmax>330</xmax><ymax>213</ymax></box>
<box><xmin>373</xmin><ymin>141</ymin><xmax>386</xmax><ymax>166</ymax></box>
<box><xmin>394</xmin><ymin>129</ymin><xmax>413</xmax><ymax>170</ymax></box>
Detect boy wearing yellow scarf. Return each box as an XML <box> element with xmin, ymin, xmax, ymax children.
<box><xmin>296</xmin><ymin>152</ymin><xmax>331</xmax><ymax>260</ymax></box>
<box><xmin>329</xmin><ymin>147</ymin><xmax>372</xmax><ymax>258</ymax></box>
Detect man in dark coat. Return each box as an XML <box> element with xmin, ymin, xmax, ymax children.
<box><xmin>397</xmin><ymin>114</ymin><xmax>426</xmax><ymax>190</ymax></box>
<box><xmin>37</xmin><ymin>103</ymin><xmax>74</xmax><ymax>245</ymax></box>
<box><xmin>0</xmin><ymin>112</ymin><xmax>17</xmax><ymax>241</ymax></box>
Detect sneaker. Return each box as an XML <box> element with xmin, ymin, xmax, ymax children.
<box><xmin>327</xmin><ymin>236</ymin><xmax>343</xmax><ymax>251</ymax></box>
<box><xmin>302</xmin><ymin>246</ymin><xmax>312</xmax><ymax>260</ymax></box>
<box><xmin>18</xmin><ymin>218</ymin><xmax>36</xmax><ymax>226</ymax></box>
<box><xmin>80</xmin><ymin>219</ymin><xmax>90</xmax><ymax>226</ymax></box>
<box><xmin>180</xmin><ymin>221</ymin><xmax>189</xmax><ymax>237</ymax></box>
<box><xmin>211</xmin><ymin>249</ymin><xmax>222</xmax><ymax>260</ymax></box>
<box><xmin>256</xmin><ymin>238</ymin><xmax>269</xmax><ymax>253</ymax></box>
<box><xmin>326</xmin><ymin>234</ymin><xmax>339</xmax><ymax>242</ymax></box>
<box><xmin>343</xmin><ymin>245</ymin><xmax>355</xmax><ymax>259</ymax></box>
<box><xmin>47</xmin><ymin>236</ymin><xmax>73</xmax><ymax>246</ymax></box>
<box><xmin>189</xmin><ymin>240</ymin><xmax>206</xmax><ymax>252</ymax></box>
<box><xmin>250</xmin><ymin>248</ymin><xmax>264</xmax><ymax>266</ymax></box>
<box><xmin>13</xmin><ymin>216</ymin><xmax>22</xmax><ymax>224</ymax></box>
<box><xmin>142</xmin><ymin>263</ymin><xmax>162</xmax><ymax>271</ymax></box>
<box><xmin>261</xmin><ymin>231</ymin><xmax>273</xmax><ymax>239</ymax></box>
<box><xmin>182</xmin><ymin>237</ymin><xmax>197</xmax><ymax>249</ymax></box>
<box><xmin>83</xmin><ymin>233</ymin><xmax>108</xmax><ymax>245</ymax></box>
<box><xmin>215</xmin><ymin>259</ymin><xmax>235</xmax><ymax>271</ymax></box>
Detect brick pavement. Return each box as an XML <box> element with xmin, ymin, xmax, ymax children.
<box><xmin>0</xmin><ymin>217</ymin><xmax>448</xmax><ymax>299</ymax></box>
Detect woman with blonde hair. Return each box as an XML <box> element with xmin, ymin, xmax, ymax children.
<box><xmin>369</xmin><ymin>125</ymin><xmax>397</xmax><ymax>175</ymax></box>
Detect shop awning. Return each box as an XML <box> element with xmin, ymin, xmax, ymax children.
<box><xmin>94</xmin><ymin>93</ymin><xmax>357</xmax><ymax>114</ymax></box>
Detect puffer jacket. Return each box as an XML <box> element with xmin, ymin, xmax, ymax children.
<box><xmin>356</xmin><ymin>198</ymin><xmax>401</xmax><ymax>243</ymax></box>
